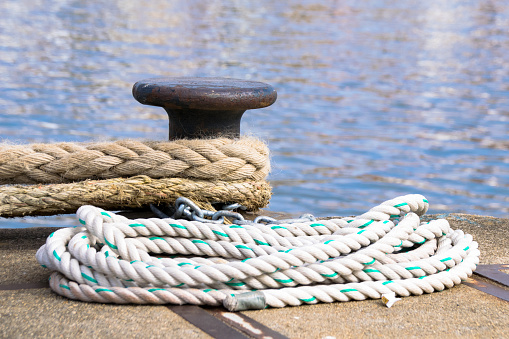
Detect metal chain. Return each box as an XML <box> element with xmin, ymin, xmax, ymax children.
<box><xmin>150</xmin><ymin>197</ymin><xmax>316</xmax><ymax>225</ymax></box>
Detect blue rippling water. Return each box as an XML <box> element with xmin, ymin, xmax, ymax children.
<box><xmin>0</xmin><ymin>0</ymin><xmax>507</xmax><ymax>228</ymax></box>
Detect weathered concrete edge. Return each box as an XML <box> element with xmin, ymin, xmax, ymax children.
<box><xmin>0</xmin><ymin>213</ymin><xmax>507</xmax><ymax>240</ymax></box>
<box><xmin>0</xmin><ymin>226</ymin><xmax>59</xmax><ymax>240</ymax></box>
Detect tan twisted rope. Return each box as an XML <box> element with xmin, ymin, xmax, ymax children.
<box><xmin>0</xmin><ymin>137</ymin><xmax>272</xmax><ymax>218</ymax></box>
<box><xmin>0</xmin><ymin>175</ymin><xmax>271</xmax><ymax>217</ymax></box>
<box><xmin>0</xmin><ymin>137</ymin><xmax>269</xmax><ymax>184</ymax></box>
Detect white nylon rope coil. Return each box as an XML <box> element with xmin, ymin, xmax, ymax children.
<box><xmin>36</xmin><ymin>194</ymin><xmax>480</xmax><ymax>311</ymax></box>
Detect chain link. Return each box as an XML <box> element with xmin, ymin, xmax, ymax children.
<box><xmin>150</xmin><ymin>197</ymin><xmax>316</xmax><ymax>225</ymax></box>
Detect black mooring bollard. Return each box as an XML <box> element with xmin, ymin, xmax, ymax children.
<box><xmin>132</xmin><ymin>77</ymin><xmax>277</xmax><ymax>140</ymax></box>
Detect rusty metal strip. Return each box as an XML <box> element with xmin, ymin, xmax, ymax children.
<box><xmin>473</xmin><ymin>264</ymin><xmax>509</xmax><ymax>287</ymax></box>
<box><xmin>167</xmin><ymin>305</ymin><xmax>250</xmax><ymax>339</ymax></box>
<box><xmin>464</xmin><ymin>277</ymin><xmax>509</xmax><ymax>302</ymax></box>
<box><xmin>0</xmin><ymin>282</ymin><xmax>49</xmax><ymax>290</ymax></box>
<box><xmin>208</xmin><ymin>308</ymin><xmax>289</xmax><ymax>339</ymax></box>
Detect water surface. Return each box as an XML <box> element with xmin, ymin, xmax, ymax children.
<box><xmin>0</xmin><ymin>0</ymin><xmax>508</xmax><ymax>227</ymax></box>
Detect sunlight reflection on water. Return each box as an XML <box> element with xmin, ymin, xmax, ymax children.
<box><xmin>0</xmin><ymin>0</ymin><xmax>508</xmax><ymax>227</ymax></box>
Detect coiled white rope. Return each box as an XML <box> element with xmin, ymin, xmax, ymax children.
<box><xmin>36</xmin><ymin>194</ymin><xmax>479</xmax><ymax>311</ymax></box>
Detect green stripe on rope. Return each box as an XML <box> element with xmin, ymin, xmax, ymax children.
<box><xmin>212</xmin><ymin>230</ymin><xmax>229</xmax><ymax>237</ymax></box>
<box><xmin>149</xmin><ymin>237</ymin><xmax>166</xmax><ymax>241</ymax></box>
<box><xmin>357</xmin><ymin>230</ymin><xmax>366</xmax><ymax>234</ymax></box>
<box><xmin>300</xmin><ymin>297</ymin><xmax>316</xmax><ymax>302</ymax></box>
<box><xmin>177</xmin><ymin>262</ymin><xmax>192</xmax><ymax>266</ymax></box>
<box><xmin>170</xmin><ymin>224</ymin><xmax>186</xmax><ymax>229</ymax></box>
<box><xmin>423</xmin><ymin>199</ymin><xmax>428</xmax><ymax>203</ymax></box>
<box><xmin>406</xmin><ymin>266</ymin><xmax>421</xmax><ymax>271</ymax></box>
<box><xmin>394</xmin><ymin>240</ymin><xmax>403</xmax><ymax>247</ymax></box>
<box><xmin>340</xmin><ymin>289</ymin><xmax>357</xmax><ymax>293</ymax></box>
<box><xmin>235</xmin><ymin>244</ymin><xmax>254</xmax><ymax>251</ymax></box>
<box><xmin>359</xmin><ymin>220</ymin><xmax>374</xmax><ymax>228</ymax></box>
<box><xmin>416</xmin><ymin>239</ymin><xmax>426</xmax><ymax>244</ymax></box>
<box><xmin>254</xmin><ymin>239</ymin><xmax>270</xmax><ymax>246</ymax></box>
<box><xmin>96</xmin><ymin>288</ymin><xmax>113</xmax><ymax>293</ymax></box>
<box><xmin>363</xmin><ymin>269</ymin><xmax>380</xmax><ymax>273</ymax></box>
<box><xmin>362</xmin><ymin>258</ymin><xmax>376</xmax><ymax>265</ymax></box>
<box><xmin>192</xmin><ymin>240</ymin><xmax>210</xmax><ymax>246</ymax></box>
<box><xmin>382</xmin><ymin>280</ymin><xmax>394</xmax><ymax>285</ymax></box>
<box><xmin>53</xmin><ymin>250</ymin><xmax>61</xmax><ymax>261</ymax></box>
<box><xmin>104</xmin><ymin>237</ymin><xmax>118</xmax><ymax>250</ymax></box>
<box><xmin>463</xmin><ymin>246</ymin><xmax>469</xmax><ymax>251</ymax></box>
<box><xmin>310</xmin><ymin>223</ymin><xmax>325</xmax><ymax>227</ymax></box>
<box><xmin>78</xmin><ymin>219</ymin><xmax>86</xmax><ymax>225</ymax></box>
<box><xmin>271</xmin><ymin>226</ymin><xmax>287</xmax><ymax>230</ymax></box>
<box><xmin>324</xmin><ymin>240</ymin><xmax>335</xmax><ymax>245</ymax></box>
<box><xmin>203</xmin><ymin>289</ymin><xmax>215</xmax><ymax>293</ymax></box>
<box><xmin>81</xmin><ymin>272</ymin><xmax>98</xmax><ymax>284</ymax></box>
<box><xmin>129</xmin><ymin>223</ymin><xmax>145</xmax><ymax>227</ymax></box>
<box><xmin>321</xmin><ymin>272</ymin><xmax>338</xmax><ymax>278</ymax></box>
<box><xmin>393</xmin><ymin>203</ymin><xmax>408</xmax><ymax>208</ymax></box>
<box><xmin>225</xmin><ymin>281</ymin><xmax>246</xmax><ymax>287</ymax></box>
<box><xmin>274</xmin><ymin>278</ymin><xmax>293</xmax><ymax>284</ymax></box>
<box><xmin>100</xmin><ymin>212</ymin><xmax>112</xmax><ymax>218</ymax></box>
<box><xmin>440</xmin><ymin>257</ymin><xmax>452</xmax><ymax>262</ymax></box>
<box><xmin>148</xmin><ymin>288</ymin><xmax>166</xmax><ymax>292</ymax></box>
<box><xmin>59</xmin><ymin>284</ymin><xmax>70</xmax><ymax>290</ymax></box>
<box><xmin>229</xmin><ymin>225</ymin><xmax>243</xmax><ymax>228</ymax></box>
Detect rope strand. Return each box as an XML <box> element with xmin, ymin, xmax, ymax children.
<box><xmin>0</xmin><ymin>176</ymin><xmax>271</xmax><ymax>217</ymax></box>
<box><xmin>0</xmin><ymin>137</ymin><xmax>270</xmax><ymax>184</ymax></box>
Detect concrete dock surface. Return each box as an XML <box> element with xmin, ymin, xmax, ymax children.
<box><xmin>1</xmin><ymin>213</ymin><xmax>508</xmax><ymax>338</ymax></box>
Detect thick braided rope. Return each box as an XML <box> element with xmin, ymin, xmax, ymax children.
<box><xmin>0</xmin><ymin>137</ymin><xmax>269</xmax><ymax>184</ymax></box>
<box><xmin>0</xmin><ymin>176</ymin><xmax>271</xmax><ymax>217</ymax></box>
<box><xmin>36</xmin><ymin>194</ymin><xmax>479</xmax><ymax>310</ymax></box>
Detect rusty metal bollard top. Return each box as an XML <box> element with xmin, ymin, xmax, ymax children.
<box><xmin>133</xmin><ymin>77</ymin><xmax>277</xmax><ymax>140</ymax></box>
